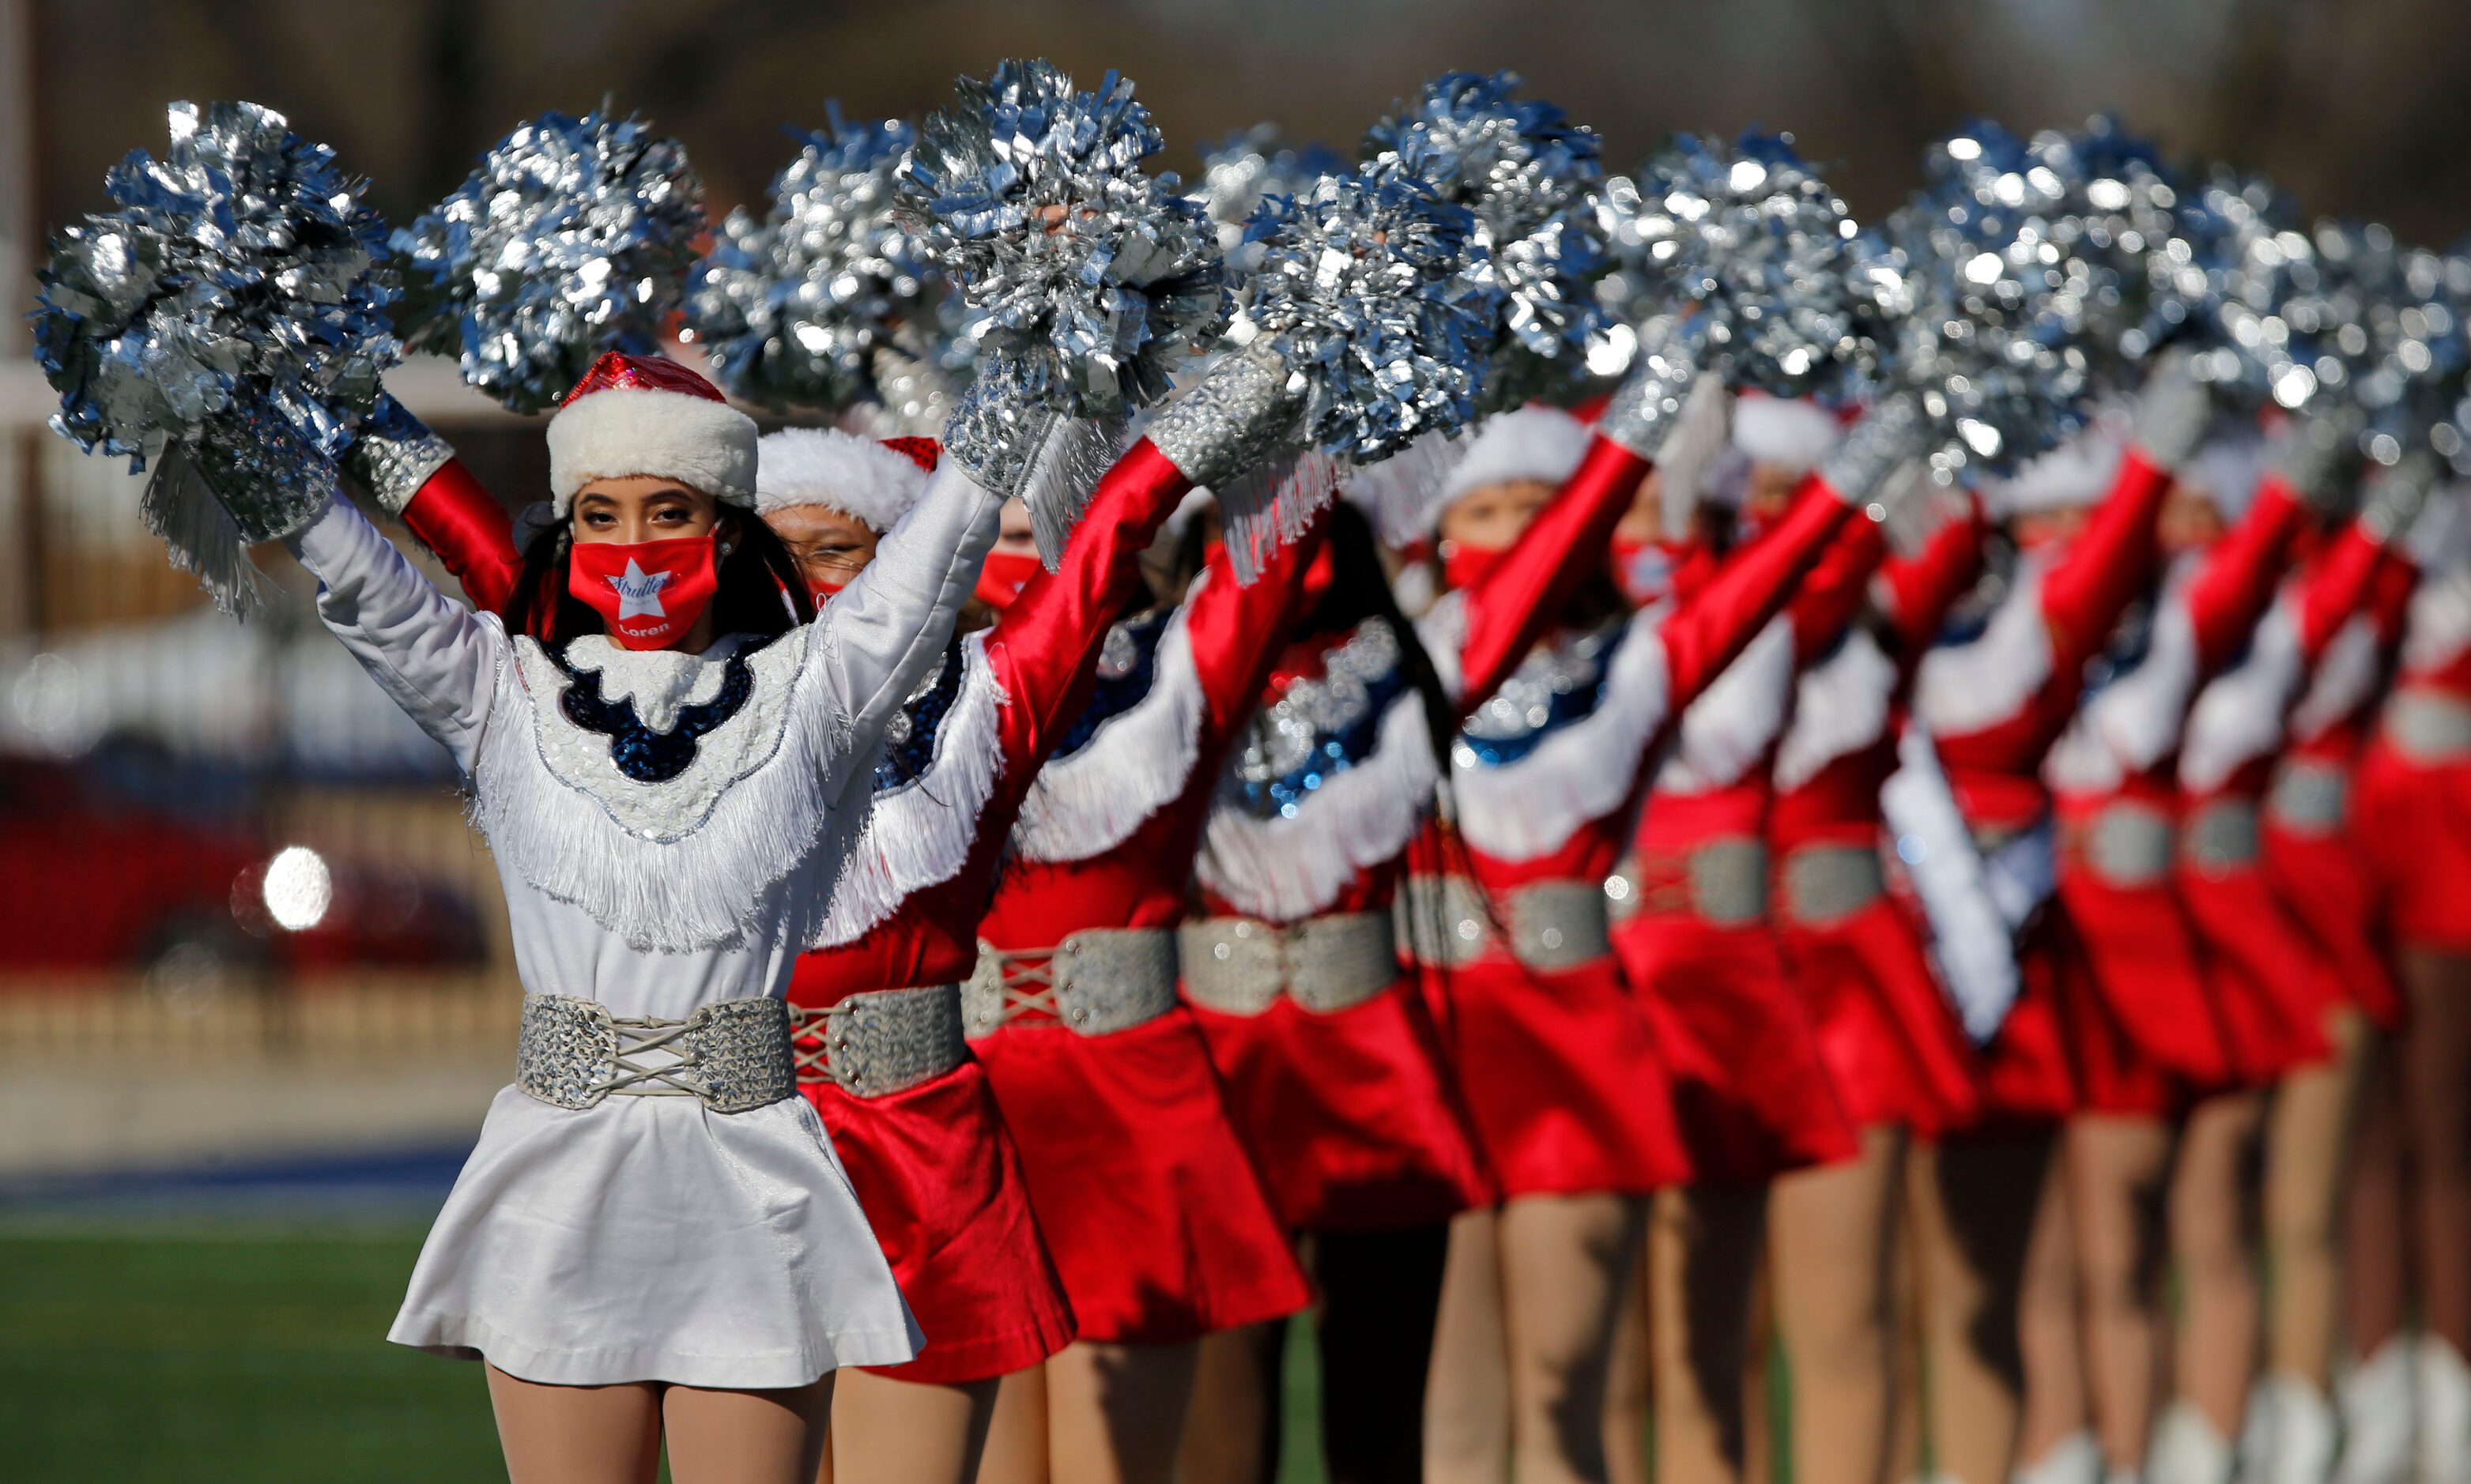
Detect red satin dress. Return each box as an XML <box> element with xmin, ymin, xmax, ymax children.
<box><xmin>1768</xmin><ymin>510</ymin><xmax>1987</xmax><ymax>1136</ymax></box>
<box><xmin>776</xmin><ymin>445</ymin><xmax>1212</xmax><ymax>1382</ymax></box>
<box><xmin>964</xmin><ymin>518</ymin><xmax>1322</xmax><ymax>1346</ymax></box>
<box><xmin>1914</xmin><ymin>443</ymin><xmax>2179</xmax><ymax>1132</ymax></box>
<box><xmin>2264</xmin><ymin>556</ymin><xmax>2416</xmax><ymax>1030</ymax></box>
<box><xmin>2356</xmin><ymin>552</ymin><xmax>2471</xmax><ymax>953</ymax></box>
<box><xmin>2041</xmin><ymin>479</ymin><xmax>2316</xmax><ymax>1113</ymax></box>
<box><xmin>1610</xmin><ymin>486</ymin><xmax>1879</xmax><ymax>1184</ymax></box>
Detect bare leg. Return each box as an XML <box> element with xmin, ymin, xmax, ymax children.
<box><xmin>662</xmin><ymin>1377</ymin><xmax>837</xmax><ymax>1484</ymax></box>
<box><xmin>820</xmin><ymin>1369</ymin><xmax>998</xmax><ymax>1484</ymax></box>
<box><xmin>975</xmin><ymin>1363</ymin><xmax>1050</xmax><ymax>1484</ymax></box>
<box><xmin>1493</xmin><ymin>1192</ymin><xmax>1650</xmax><ymax>1484</ymax></box>
<box><xmin>1651</xmin><ymin>1183</ymin><xmax>1771</xmax><ymax>1484</ymax></box>
<box><xmin>1178</xmin><ymin>1321</ymin><xmax>1281</xmax><ymax>1484</ymax></box>
<box><xmin>1427</xmin><ymin>1207</ymin><xmax>1512</xmax><ymax>1484</ymax></box>
<box><xmin>2168</xmin><ymin>1091</ymin><xmax>2265</xmax><ymax>1451</ymax></box>
<box><xmin>485</xmin><ymin>1367</ymin><xmax>665</xmax><ymax>1484</ymax></box>
<box><xmin>2265</xmin><ymin>1012</ymin><xmax>2373</xmax><ymax>1386</ymax></box>
<box><xmin>1043</xmin><ymin>1339</ymin><xmax>1200</xmax><ymax>1484</ymax></box>
<box><xmin>1885</xmin><ymin>1181</ymin><xmax>1925</xmax><ymax>1484</ymax></box>
<box><xmin>2014</xmin><ymin>1136</ymin><xmax>2088</xmax><ymax>1474</ymax></box>
<box><xmin>1771</xmin><ymin>1127</ymin><xmax>1907</xmax><ymax>1484</ymax></box>
<box><xmin>1907</xmin><ymin>1132</ymin><xmax>2058</xmax><ymax>1484</ymax></box>
<box><xmin>2065</xmin><ymin>1115</ymin><xmax>2175</xmax><ymax>1473</ymax></box>
<box><xmin>1604</xmin><ymin>1241</ymin><xmax>1654</xmax><ymax>1484</ymax></box>
<box><xmin>2398</xmin><ymin>947</ymin><xmax>2471</xmax><ymax>1357</ymax></box>
<box><xmin>2342</xmin><ymin>1037</ymin><xmax>2409</xmax><ymax>1363</ymax></box>
<box><xmin>1317</xmin><ymin>1224</ymin><xmax>1449</xmax><ymax>1484</ymax></box>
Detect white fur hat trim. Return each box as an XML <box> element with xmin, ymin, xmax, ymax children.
<box><xmin>754</xmin><ymin>427</ymin><xmax>931</xmax><ymax>530</ymax></box>
<box><xmin>1730</xmin><ymin>394</ymin><xmax>1841</xmax><ymax>475</ymax></box>
<box><xmin>546</xmin><ymin>386</ymin><xmax>758</xmax><ymax>514</ymax></box>
<box><xmin>1437</xmin><ymin>405</ymin><xmax>1594</xmax><ymax>511</ymax></box>
<box><xmin>2185</xmin><ymin>435</ymin><xmax>2267</xmax><ymax>524</ymax></box>
<box><xmin>1986</xmin><ymin>423</ymin><xmax>2127</xmax><ymax>518</ymax></box>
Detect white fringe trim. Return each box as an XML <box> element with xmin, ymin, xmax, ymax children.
<box><xmin>1913</xmin><ymin>556</ymin><xmax>2055</xmax><ymax>739</ymax></box>
<box><xmin>1653</xmin><ymin>615</ymin><xmax>1794</xmax><ymax>796</ymax></box>
<box><xmin>809</xmin><ymin>634</ymin><xmax>1009</xmax><ymax>949</ymax></box>
<box><xmin>1416</xmin><ymin>590</ymin><xmax>1469</xmax><ymax>700</ymax></box>
<box><xmin>2045</xmin><ymin>557</ymin><xmax>2201</xmax><ymax>793</ymax></box>
<box><xmin>1009</xmin><ymin>593</ymin><xmax>1207</xmax><ymax>864</ymax></box>
<box><xmin>1775</xmin><ymin>627</ymin><xmax>1898</xmax><ymax>793</ymax></box>
<box><xmin>1454</xmin><ymin>610</ymin><xmax>1674</xmax><ymax>861</ymax></box>
<box><xmin>1196</xmin><ymin>689</ymin><xmax>1439</xmax><ymax>921</ymax></box>
<box><xmin>143</xmin><ymin>449</ymin><xmax>281</xmax><ymax>617</ymax></box>
<box><xmin>470</xmin><ymin>614</ymin><xmax>866</xmax><ymax>954</ymax></box>
<box><xmin>1879</xmin><ymin>724</ymin><xmax>2021</xmax><ymax>1043</ymax></box>
<box><xmin>2289</xmin><ymin>611</ymin><xmax>2381</xmax><ymax>744</ymax></box>
<box><xmin>2180</xmin><ymin>593</ymin><xmax>2302</xmax><ymax>794</ymax></box>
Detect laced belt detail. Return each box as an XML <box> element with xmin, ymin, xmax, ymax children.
<box><xmin>2385</xmin><ymin>691</ymin><xmax>2471</xmax><ymax>762</ymax></box>
<box><xmin>2181</xmin><ymin>799</ymin><xmax>2262</xmax><ymax>876</ymax></box>
<box><xmin>1779</xmin><ymin>844</ymin><xmax>1888</xmax><ymax>926</ymax></box>
<box><xmin>1398</xmin><ymin>875</ymin><xmax>1613</xmax><ymax>974</ymax></box>
<box><xmin>517</xmin><ymin>992</ymin><xmax>794</xmax><ymax>1114</ymax></box>
<box><xmin>962</xmin><ymin>928</ymin><xmax>1180</xmax><ymax>1040</ymax></box>
<box><xmin>2065</xmin><ymin>801</ymin><xmax>2175</xmax><ymax>888</ymax></box>
<box><xmin>2266</xmin><ymin>759</ymin><xmax>2348</xmax><ymax>836</ymax></box>
<box><xmin>1605</xmin><ymin>837</ymin><xmax>1769</xmax><ymax>926</ymax></box>
<box><xmin>787</xmin><ymin>984</ymin><xmax>968</xmax><ymax>1098</ymax></box>
<box><xmin>1179</xmin><ymin>911</ymin><xmax>1400</xmax><ymax>1017</ymax></box>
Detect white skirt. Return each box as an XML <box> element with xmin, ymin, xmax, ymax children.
<box><xmin>389</xmin><ymin>1085</ymin><xmax>921</xmax><ymax>1388</ymax></box>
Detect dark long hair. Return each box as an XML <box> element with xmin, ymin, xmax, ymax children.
<box><xmin>504</xmin><ymin>512</ymin><xmax>813</xmax><ymax>645</ymax></box>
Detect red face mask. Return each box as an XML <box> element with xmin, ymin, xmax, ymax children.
<box><xmin>1440</xmin><ymin>540</ymin><xmax>1508</xmax><ymax>593</ymax></box>
<box><xmin>974</xmin><ymin>548</ymin><xmax>1043</xmax><ymax>612</ymax></box>
<box><xmin>1609</xmin><ymin>536</ymin><xmax>1682</xmax><ymax>607</ymax></box>
<box><xmin>568</xmin><ymin>535</ymin><xmax>720</xmax><ymax>650</ymax></box>
<box><xmin>808</xmin><ymin>575</ymin><xmax>851</xmax><ymax>605</ymax></box>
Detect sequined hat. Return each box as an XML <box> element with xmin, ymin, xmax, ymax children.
<box><xmin>753</xmin><ymin>427</ymin><xmax>938</xmax><ymax>531</ymax></box>
<box><xmin>545</xmin><ymin>352</ymin><xmax>760</xmax><ymax>514</ymax></box>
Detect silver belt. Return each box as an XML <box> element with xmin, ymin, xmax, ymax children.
<box><xmin>2385</xmin><ymin>691</ymin><xmax>2471</xmax><ymax>762</ymax></box>
<box><xmin>516</xmin><ymin>992</ymin><xmax>795</xmax><ymax>1114</ymax></box>
<box><xmin>787</xmin><ymin>984</ymin><xmax>968</xmax><ymax>1098</ymax></box>
<box><xmin>2069</xmin><ymin>801</ymin><xmax>2175</xmax><ymax>887</ymax></box>
<box><xmin>1179</xmin><ymin>912</ymin><xmax>1399</xmax><ymax>1016</ymax></box>
<box><xmin>961</xmin><ymin>928</ymin><xmax>1181</xmax><ymax>1039</ymax></box>
<box><xmin>2181</xmin><ymin>799</ymin><xmax>2262</xmax><ymax>876</ymax></box>
<box><xmin>2266</xmin><ymin>759</ymin><xmax>2349</xmax><ymax>835</ymax></box>
<box><xmin>1605</xmin><ymin>838</ymin><xmax>1770</xmax><ymax>926</ymax></box>
<box><xmin>1778</xmin><ymin>844</ymin><xmax>1886</xmax><ymax>926</ymax></box>
<box><xmin>1398</xmin><ymin>875</ymin><xmax>1612</xmax><ymax>973</ymax></box>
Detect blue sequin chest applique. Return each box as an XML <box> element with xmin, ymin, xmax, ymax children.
<box><xmin>1050</xmin><ymin>608</ymin><xmax>1172</xmax><ymax>761</ymax></box>
<box><xmin>1224</xmin><ymin>619</ymin><xmax>1407</xmax><ymax>821</ymax></box>
<box><xmin>549</xmin><ymin>631</ymin><xmax>782</xmax><ymax>785</ymax></box>
<box><xmin>1452</xmin><ymin>617</ymin><xmax>1628</xmax><ymax>769</ymax></box>
<box><xmin>2079</xmin><ymin>597</ymin><xmax>2156</xmax><ymax>697</ymax></box>
<box><xmin>874</xmin><ymin>638</ymin><xmax>967</xmax><ymax>795</ymax></box>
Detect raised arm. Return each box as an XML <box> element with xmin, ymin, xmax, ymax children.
<box><xmin>1879</xmin><ymin>499</ymin><xmax>1989</xmax><ymax>654</ymax></box>
<box><xmin>2179</xmin><ymin>479</ymin><xmax>2309</xmax><ymax>671</ymax></box>
<box><xmin>286</xmin><ymin>493</ymin><xmax>501</xmax><ymax>772</ymax></box>
<box><xmin>823</xmin><ymin>460</ymin><xmax>1003</xmax><ymax>742</ymax></box>
<box><xmin>1786</xmin><ymin>506</ymin><xmax>1891</xmax><ymax>662</ymax></box>
<box><xmin>1181</xmin><ymin>503</ymin><xmax>1334</xmax><ymax>751</ymax></box>
<box><xmin>1451</xmin><ymin>435</ymin><xmax>1649</xmax><ymax>711</ymax></box>
<box><xmin>347</xmin><ymin>398</ymin><xmax>525</xmax><ymax>616</ymax></box>
<box><xmin>1662</xmin><ymin>480</ymin><xmax>1861</xmax><ymax>710</ymax></box>
<box><xmin>2035</xmin><ymin>363</ymin><xmax>2212</xmax><ymax>672</ymax></box>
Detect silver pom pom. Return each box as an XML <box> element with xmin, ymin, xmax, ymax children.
<box><xmin>1854</xmin><ymin>122</ymin><xmax>2104</xmax><ymax>478</ymax></box>
<box><xmin>2176</xmin><ymin>171</ymin><xmax>2330</xmax><ymax>411</ymax></box>
<box><xmin>1193</xmin><ymin>125</ymin><xmax>1341</xmax><ymax>260</ymax></box>
<box><xmin>2023</xmin><ymin>118</ymin><xmax>2198</xmax><ymax>371</ymax></box>
<box><xmin>34</xmin><ymin>100</ymin><xmax>399</xmax><ymax>612</ymax></box>
<box><xmin>394</xmin><ymin>107</ymin><xmax>704</xmax><ymax>414</ymax></box>
<box><xmin>1363</xmin><ymin>71</ymin><xmax>1608</xmax><ymax>407</ymax></box>
<box><xmin>684</xmin><ymin>111</ymin><xmax>945</xmax><ymax>416</ymax></box>
<box><xmin>904</xmin><ymin>58</ymin><xmax>1225</xmax><ymax>426</ymax></box>
<box><xmin>2309</xmin><ymin>226</ymin><xmax>2471</xmax><ymax>466</ymax></box>
<box><xmin>1600</xmin><ymin>131</ymin><xmax>1874</xmax><ymax>400</ymax></box>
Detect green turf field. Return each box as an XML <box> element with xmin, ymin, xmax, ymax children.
<box><xmin>0</xmin><ymin>1222</ymin><xmax>1343</xmax><ymax>1482</ymax></box>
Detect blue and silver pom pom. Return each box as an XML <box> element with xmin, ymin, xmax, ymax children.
<box><xmin>684</xmin><ymin>111</ymin><xmax>943</xmax><ymax>416</ymax></box>
<box><xmin>394</xmin><ymin>107</ymin><xmax>704</xmax><ymax>414</ymax></box>
<box><xmin>1601</xmin><ymin>131</ymin><xmax>1873</xmax><ymax>401</ymax></box>
<box><xmin>2024</xmin><ymin>117</ymin><xmax>2205</xmax><ymax>371</ymax></box>
<box><xmin>1194</xmin><ymin>125</ymin><xmax>1345</xmax><ymax>262</ymax></box>
<box><xmin>1363</xmin><ymin>71</ymin><xmax>1608</xmax><ymax>406</ymax></box>
<box><xmin>34</xmin><ymin>100</ymin><xmax>401</xmax><ymax>612</ymax></box>
<box><xmin>903</xmin><ymin>58</ymin><xmax>1225</xmax><ymax>424</ymax></box>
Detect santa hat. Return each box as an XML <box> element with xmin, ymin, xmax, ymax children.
<box><xmin>546</xmin><ymin>352</ymin><xmax>759</xmax><ymax>514</ymax></box>
<box><xmin>2184</xmin><ymin>433</ymin><xmax>2266</xmax><ymax>524</ymax></box>
<box><xmin>1984</xmin><ymin>420</ymin><xmax>2127</xmax><ymax>518</ymax></box>
<box><xmin>754</xmin><ymin>427</ymin><xmax>938</xmax><ymax>531</ymax></box>
<box><xmin>1437</xmin><ymin>405</ymin><xmax>1594</xmax><ymax>510</ymax></box>
<box><xmin>1730</xmin><ymin>393</ymin><xmax>1842</xmax><ymax>476</ymax></box>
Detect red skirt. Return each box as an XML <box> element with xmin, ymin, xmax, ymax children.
<box><xmin>2356</xmin><ymin>738</ymin><xmax>2471</xmax><ymax>951</ymax></box>
<box><xmin>1777</xmin><ymin>896</ymin><xmax>1982</xmax><ymax>1137</ymax></box>
<box><xmin>2047</xmin><ymin>906</ymin><xmax>2194</xmax><ymax>1118</ymax></box>
<box><xmin>2054</xmin><ymin>869</ymin><xmax>2235</xmax><ymax>1089</ymax></box>
<box><xmin>806</xmin><ymin>1063</ymin><xmax>1077</xmax><ymax>1384</ymax></box>
<box><xmin>969</xmin><ymin>1009</ymin><xmax>1311</xmax><ymax>1345</ymax></box>
<box><xmin>1613</xmin><ymin>912</ymin><xmax>1860</xmax><ymax>1183</ymax></box>
<box><xmin>1186</xmin><ymin>980</ymin><xmax>1494</xmax><ymax>1231</ymax></box>
<box><xmin>1959</xmin><ymin>930</ymin><xmax>2079</xmax><ymax>1134</ymax></box>
<box><xmin>1420</xmin><ymin>955</ymin><xmax>1694</xmax><ymax>1200</ymax></box>
<box><xmin>2177</xmin><ymin>864</ymin><xmax>2339</xmax><ymax>1082</ymax></box>
<box><xmin>2264</xmin><ymin>818</ymin><xmax>2404</xmax><ymax>1030</ymax></box>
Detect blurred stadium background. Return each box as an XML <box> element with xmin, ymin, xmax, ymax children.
<box><xmin>3</xmin><ymin>2</ymin><xmax>2469</xmax><ymax>1478</ymax></box>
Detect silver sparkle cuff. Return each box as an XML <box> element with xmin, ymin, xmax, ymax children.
<box><xmin>2128</xmin><ymin>352</ymin><xmax>2210</xmax><ymax>473</ymax></box>
<box><xmin>345</xmin><ymin>397</ymin><xmax>456</xmax><ymax>516</ymax></box>
<box><xmin>2277</xmin><ymin>409</ymin><xmax>2358</xmax><ymax>513</ymax></box>
<box><xmin>2361</xmin><ymin>451</ymin><xmax>2439</xmax><ymax>544</ymax></box>
<box><xmin>1820</xmin><ymin>393</ymin><xmax>1927</xmax><ymax>507</ymax></box>
<box><xmin>941</xmin><ymin>384</ymin><xmax>1064</xmax><ymax>503</ymax></box>
<box><xmin>1596</xmin><ymin>347</ymin><xmax>1703</xmax><ymax>461</ymax></box>
<box><xmin>1146</xmin><ymin>343</ymin><xmax>1300</xmax><ymax>490</ymax></box>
